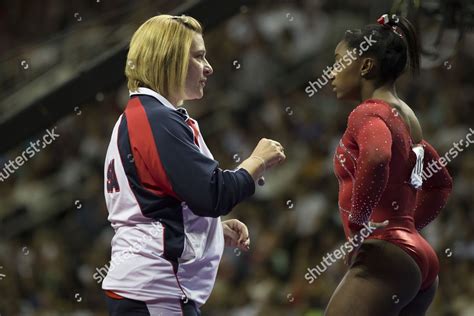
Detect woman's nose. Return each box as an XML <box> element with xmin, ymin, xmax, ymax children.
<box><xmin>204</xmin><ymin>61</ymin><xmax>213</xmax><ymax>76</ymax></box>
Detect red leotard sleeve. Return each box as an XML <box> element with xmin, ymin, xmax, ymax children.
<box><xmin>414</xmin><ymin>140</ymin><xmax>453</xmax><ymax>231</ymax></box>
<box><xmin>347</xmin><ymin>105</ymin><xmax>392</xmax><ymax>232</ymax></box>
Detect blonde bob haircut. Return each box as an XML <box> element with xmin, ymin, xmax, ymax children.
<box><xmin>125</xmin><ymin>15</ymin><xmax>202</xmax><ymax>99</ymax></box>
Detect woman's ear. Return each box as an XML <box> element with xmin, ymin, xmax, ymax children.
<box><xmin>360</xmin><ymin>57</ymin><xmax>376</xmax><ymax>79</ymax></box>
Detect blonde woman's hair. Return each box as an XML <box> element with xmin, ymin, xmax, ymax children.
<box><xmin>125</xmin><ymin>15</ymin><xmax>202</xmax><ymax>98</ymax></box>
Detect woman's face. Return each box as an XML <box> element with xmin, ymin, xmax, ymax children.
<box><xmin>182</xmin><ymin>32</ymin><xmax>213</xmax><ymax>102</ymax></box>
<box><xmin>330</xmin><ymin>40</ymin><xmax>362</xmax><ymax>101</ymax></box>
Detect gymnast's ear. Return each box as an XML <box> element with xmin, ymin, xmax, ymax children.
<box><xmin>360</xmin><ymin>57</ymin><xmax>376</xmax><ymax>79</ymax></box>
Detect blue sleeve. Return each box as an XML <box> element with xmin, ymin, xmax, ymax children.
<box><xmin>147</xmin><ymin>106</ymin><xmax>255</xmax><ymax>217</ymax></box>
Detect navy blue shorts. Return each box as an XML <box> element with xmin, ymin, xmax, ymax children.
<box><xmin>105</xmin><ymin>293</ymin><xmax>201</xmax><ymax>316</ymax></box>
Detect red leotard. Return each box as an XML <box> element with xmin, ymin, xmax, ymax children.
<box><xmin>333</xmin><ymin>99</ymin><xmax>453</xmax><ymax>290</ymax></box>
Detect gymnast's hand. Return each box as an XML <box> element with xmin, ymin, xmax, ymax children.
<box><xmin>222</xmin><ymin>219</ymin><xmax>250</xmax><ymax>251</ymax></box>
<box><xmin>348</xmin><ymin>219</ymin><xmax>389</xmax><ymax>238</ymax></box>
<box><xmin>345</xmin><ymin>220</ymin><xmax>389</xmax><ymax>265</ymax></box>
<box><xmin>367</xmin><ymin>219</ymin><xmax>389</xmax><ymax>230</ymax></box>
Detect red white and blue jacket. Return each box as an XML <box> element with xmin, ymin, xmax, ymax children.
<box><xmin>102</xmin><ymin>87</ymin><xmax>255</xmax><ymax>306</ymax></box>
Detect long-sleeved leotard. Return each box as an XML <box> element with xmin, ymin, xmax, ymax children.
<box><xmin>333</xmin><ymin>99</ymin><xmax>453</xmax><ymax>290</ymax></box>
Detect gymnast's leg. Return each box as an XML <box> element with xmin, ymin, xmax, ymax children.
<box><xmin>325</xmin><ymin>239</ymin><xmax>422</xmax><ymax>316</ymax></box>
<box><xmin>399</xmin><ymin>276</ymin><xmax>438</xmax><ymax>316</ymax></box>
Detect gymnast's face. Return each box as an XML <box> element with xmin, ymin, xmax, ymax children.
<box><xmin>330</xmin><ymin>41</ymin><xmax>363</xmax><ymax>101</ymax></box>
<box><xmin>182</xmin><ymin>33</ymin><xmax>213</xmax><ymax>102</ymax></box>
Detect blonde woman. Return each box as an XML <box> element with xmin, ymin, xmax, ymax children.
<box><xmin>101</xmin><ymin>15</ymin><xmax>285</xmax><ymax>315</ymax></box>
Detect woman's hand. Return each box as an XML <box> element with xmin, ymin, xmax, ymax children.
<box><xmin>239</xmin><ymin>138</ymin><xmax>286</xmax><ymax>181</ymax></box>
<box><xmin>222</xmin><ymin>219</ymin><xmax>250</xmax><ymax>251</ymax></box>
<box><xmin>250</xmin><ymin>138</ymin><xmax>286</xmax><ymax>169</ymax></box>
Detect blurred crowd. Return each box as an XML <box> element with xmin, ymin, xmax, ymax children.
<box><xmin>0</xmin><ymin>0</ymin><xmax>473</xmax><ymax>315</ymax></box>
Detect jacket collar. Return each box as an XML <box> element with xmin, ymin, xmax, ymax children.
<box><xmin>129</xmin><ymin>87</ymin><xmax>177</xmax><ymax>111</ymax></box>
